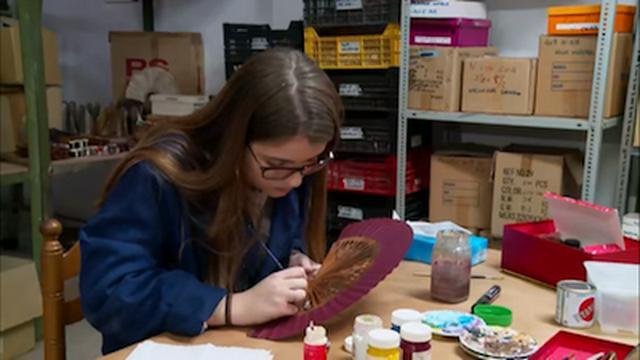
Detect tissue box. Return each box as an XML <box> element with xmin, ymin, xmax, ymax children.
<box><xmin>405</xmin><ymin>233</ymin><xmax>488</xmax><ymax>266</ymax></box>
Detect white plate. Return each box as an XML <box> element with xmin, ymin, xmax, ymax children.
<box><xmin>459</xmin><ymin>326</ymin><xmax>538</xmax><ymax>358</ymax></box>
<box><xmin>422</xmin><ymin>310</ymin><xmax>486</xmax><ymax>337</ymax></box>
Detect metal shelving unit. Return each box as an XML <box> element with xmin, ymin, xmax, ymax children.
<box><xmin>395</xmin><ymin>0</ymin><xmax>640</xmax><ymax>218</ymax></box>
<box><xmin>616</xmin><ymin>9</ymin><xmax>640</xmax><ymax>213</ymax></box>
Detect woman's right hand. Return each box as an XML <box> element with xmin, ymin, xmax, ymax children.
<box><xmin>231</xmin><ymin>266</ymin><xmax>308</xmax><ymax>326</ymax></box>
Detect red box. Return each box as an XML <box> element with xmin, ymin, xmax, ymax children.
<box><xmin>410</xmin><ymin>18</ymin><xmax>491</xmax><ymax>47</ymax></box>
<box><xmin>501</xmin><ymin>220</ymin><xmax>640</xmax><ymax>287</ymax></box>
<box><xmin>530</xmin><ymin>331</ymin><xmax>634</xmax><ymax>359</ymax></box>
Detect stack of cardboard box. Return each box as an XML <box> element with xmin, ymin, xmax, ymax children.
<box><xmin>428</xmin><ymin>144</ymin><xmax>583</xmax><ymax>237</ymax></box>
<box><xmin>0</xmin><ymin>17</ymin><xmax>63</xmax><ymax>155</ymax></box>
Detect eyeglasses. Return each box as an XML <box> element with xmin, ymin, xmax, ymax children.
<box><xmin>247</xmin><ymin>146</ymin><xmax>333</xmax><ymax>180</ymax></box>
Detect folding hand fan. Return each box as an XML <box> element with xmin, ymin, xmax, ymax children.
<box><xmin>249</xmin><ymin>218</ymin><xmax>413</xmax><ymax>340</ymax></box>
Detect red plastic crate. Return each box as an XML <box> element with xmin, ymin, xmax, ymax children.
<box><xmin>327</xmin><ymin>151</ymin><xmax>429</xmax><ymax>196</ymax></box>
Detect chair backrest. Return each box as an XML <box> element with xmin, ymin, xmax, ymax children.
<box><xmin>40</xmin><ymin>218</ymin><xmax>83</xmax><ymax>360</ymax></box>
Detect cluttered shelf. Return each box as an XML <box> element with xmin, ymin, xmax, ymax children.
<box><xmin>0</xmin><ymin>161</ymin><xmax>28</xmax><ymax>186</ymax></box>
<box><xmin>1</xmin><ymin>152</ymin><xmax>127</xmax><ymax>177</ymax></box>
<box><xmin>406</xmin><ymin>111</ymin><xmax>620</xmax><ymax>131</ymax></box>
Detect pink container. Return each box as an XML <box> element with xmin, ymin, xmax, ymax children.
<box><xmin>410</xmin><ymin>18</ymin><xmax>491</xmax><ymax>47</ymax></box>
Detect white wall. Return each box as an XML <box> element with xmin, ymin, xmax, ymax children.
<box><xmin>38</xmin><ymin>0</ymin><xmax>304</xmax><ymax>104</ymax></box>
<box><xmin>486</xmin><ymin>0</ymin><xmax>637</xmax><ymax>57</ymax></box>
<box><xmin>41</xmin><ymin>0</ymin><xmax>143</xmax><ymax>105</ymax></box>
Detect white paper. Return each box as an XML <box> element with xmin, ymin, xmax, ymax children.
<box><xmin>406</xmin><ymin>220</ymin><xmax>472</xmax><ymax>238</ymax></box>
<box><xmin>127</xmin><ymin>340</ymin><xmax>273</xmax><ymax>360</ymax></box>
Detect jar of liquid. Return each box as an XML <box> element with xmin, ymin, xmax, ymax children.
<box><xmin>353</xmin><ymin>314</ymin><xmax>383</xmax><ymax>360</ymax></box>
<box><xmin>390</xmin><ymin>309</ymin><xmax>422</xmax><ymax>332</ymax></box>
<box><xmin>400</xmin><ymin>322</ymin><xmax>432</xmax><ymax>360</ymax></box>
<box><xmin>367</xmin><ymin>329</ymin><xmax>400</xmax><ymax>360</ymax></box>
<box><xmin>430</xmin><ymin>230</ymin><xmax>471</xmax><ymax>303</ymax></box>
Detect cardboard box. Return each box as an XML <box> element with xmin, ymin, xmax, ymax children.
<box><xmin>0</xmin><ymin>86</ymin><xmax>63</xmax><ymax>153</ymax></box>
<box><xmin>429</xmin><ymin>145</ymin><xmax>495</xmax><ymax>229</ymax></box>
<box><xmin>150</xmin><ymin>94</ymin><xmax>208</xmax><ymax>116</ymax></box>
<box><xmin>0</xmin><ymin>256</ymin><xmax>42</xmax><ymax>359</ymax></box>
<box><xmin>491</xmin><ymin>148</ymin><xmax>583</xmax><ymax>237</ymax></box>
<box><xmin>0</xmin><ymin>321</ymin><xmax>35</xmax><ymax>360</ymax></box>
<box><xmin>461</xmin><ymin>57</ymin><xmax>537</xmax><ymax>115</ymax></box>
<box><xmin>408</xmin><ymin>46</ymin><xmax>496</xmax><ymax>112</ymax></box>
<box><xmin>0</xmin><ymin>17</ymin><xmax>61</xmax><ymax>86</ymax></box>
<box><xmin>110</xmin><ymin>32</ymin><xmax>204</xmax><ymax>101</ymax></box>
<box><xmin>535</xmin><ymin>34</ymin><xmax>632</xmax><ymax>118</ymax></box>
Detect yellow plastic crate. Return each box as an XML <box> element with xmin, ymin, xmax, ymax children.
<box><xmin>304</xmin><ymin>24</ymin><xmax>400</xmax><ymax>69</ymax></box>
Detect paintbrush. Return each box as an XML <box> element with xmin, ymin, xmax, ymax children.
<box><xmin>413</xmin><ymin>272</ymin><xmax>504</xmax><ymax>280</ymax></box>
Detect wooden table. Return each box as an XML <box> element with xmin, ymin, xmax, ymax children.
<box><xmin>103</xmin><ymin>250</ymin><xmax>639</xmax><ymax>359</ymax></box>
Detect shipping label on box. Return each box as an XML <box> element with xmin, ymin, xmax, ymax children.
<box><xmin>535</xmin><ymin>34</ymin><xmax>632</xmax><ymax>118</ymax></box>
<box><xmin>110</xmin><ymin>32</ymin><xmax>204</xmax><ymax>101</ymax></box>
<box><xmin>430</xmin><ymin>152</ymin><xmax>493</xmax><ymax>229</ymax></box>
<box><xmin>491</xmin><ymin>150</ymin><xmax>582</xmax><ymax>237</ymax></box>
<box><xmin>462</xmin><ymin>57</ymin><xmax>537</xmax><ymax>115</ymax></box>
<box><xmin>408</xmin><ymin>46</ymin><xmax>496</xmax><ymax>112</ymax></box>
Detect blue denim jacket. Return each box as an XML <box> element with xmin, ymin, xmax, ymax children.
<box><xmin>79</xmin><ymin>162</ymin><xmax>307</xmax><ymax>354</ymax></box>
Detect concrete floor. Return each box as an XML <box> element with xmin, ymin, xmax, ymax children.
<box><xmin>17</xmin><ymin>319</ymin><xmax>102</xmax><ymax>360</ymax></box>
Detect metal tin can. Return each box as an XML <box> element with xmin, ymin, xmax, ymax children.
<box><xmin>555</xmin><ymin>280</ymin><xmax>596</xmax><ymax>328</ymax></box>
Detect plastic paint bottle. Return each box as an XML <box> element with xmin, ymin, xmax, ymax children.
<box><xmin>400</xmin><ymin>322</ymin><xmax>432</xmax><ymax>360</ymax></box>
<box><xmin>391</xmin><ymin>309</ymin><xmax>422</xmax><ymax>332</ymax></box>
<box><xmin>304</xmin><ymin>322</ymin><xmax>328</xmax><ymax>360</ymax></box>
<box><xmin>353</xmin><ymin>314</ymin><xmax>383</xmax><ymax>360</ymax></box>
<box><xmin>367</xmin><ymin>329</ymin><xmax>400</xmax><ymax>360</ymax></box>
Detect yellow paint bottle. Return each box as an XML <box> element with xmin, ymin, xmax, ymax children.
<box><xmin>366</xmin><ymin>329</ymin><xmax>400</xmax><ymax>360</ymax></box>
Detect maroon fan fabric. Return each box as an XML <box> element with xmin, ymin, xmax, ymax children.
<box><xmin>249</xmin><ymin>218</ymin><xmax>413</xmax><ymax>340</ymax></box>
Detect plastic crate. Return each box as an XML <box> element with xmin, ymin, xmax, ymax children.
<box><xmin>327</xmin><ymin>191</ymin><xmax>426</xmax><ymax>231</ymax></box>
<box><xmin>224</xmin><ymin>21</ymin><xmax>303</xmax><ymax>78</ymax></box>
<box><xmin>547</xmin><ymin>4</ymin><xmax>635</xmax><ymax>35</ymax></box>
<box><xmin>304</xmin><ymin>24</ymin><xmax>400</xmax><ymax>69</ymax></box>
<box><xmin>327</xmin><ymin>150</ymin><xmax>429</xmax><ymax>196</ymax></box>
<box><xmin>327</xmin><ymin>68</ymin><xmax>398</xmax><ymax>111</ymax></box>
<box><xmin>304</xmin><ymin>0</ymin><xmax>400</xmax><ymax>28</ymax></box>
<box><xmin>409</xmin><ymin>18</ymin><xmax>491</xmax><ymax>47</ymax></box>
<box><xmin>337</xmin><ymin>111</ymin><xmax>423</xmax><ymax>155</ymax></box>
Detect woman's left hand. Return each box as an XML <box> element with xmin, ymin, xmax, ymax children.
<box><xmin>289</xmin><ymin>251</ymin><xmax>321</xmax><ymax>277</ymax></box>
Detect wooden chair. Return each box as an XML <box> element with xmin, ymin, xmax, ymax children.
<box><xmin>40</xmin><ymin>219</ymin><xmax>83</xmax><ymax>360</ymax></box>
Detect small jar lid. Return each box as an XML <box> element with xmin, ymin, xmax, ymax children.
<box><xmin>472</xmin><ymin>304</ymin><xmax>513</xmax><ymax>327</ymax></box>
<box><xmin>400</xmin><ymin>322</ymin><xmax>432</xmax><ymax>343</ymax></box>
<box><xmin>391</xmin><ymin>308</ymin><xmax>422</xmax><ymax>326</ymax></box>
<box><xmin>304</xmin><ymin>323</ymin><xmax>327</xmax><ymax>346</ymax></box>
<box><xmin>354</xmin><ymin>314</ymin><xmax>383</xmax><ymax>335</ymax></box>
<box><xmin>368</xmin><ymin>329</ymin><xmax>400</xmax><ymax>349</ymax></box>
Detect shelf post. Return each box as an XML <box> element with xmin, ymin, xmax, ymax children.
<box><xmin>395</xmin><ymin>0</ymin><xmax>412</xmax><ymax>219</ymax></box>
<box><xmin>615</xmin><ymin>3</ymin><xmax>640</xmax><ymax>212</ymax></box>
<box><xmin>17</xmin><ymin>0</ymin><xmax>52</xmax><ymax>266</ymax></box>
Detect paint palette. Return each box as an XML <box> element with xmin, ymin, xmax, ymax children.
<box><xmin>422</xmin><ymin>310</ymin><xmax>486</xmax><ymax>337</ymax></box>
<box><xmin>459</xmin><ymin>326</ymin><xmax>538</xmax><ymax>358</ymax></box>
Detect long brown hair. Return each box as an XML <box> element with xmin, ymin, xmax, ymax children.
<box><xmin>102</xmin><ymin>48</ymin><xmax>343</xmax><ymax>288</ymax></box>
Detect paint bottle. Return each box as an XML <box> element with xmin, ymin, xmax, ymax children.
<box><xmin>304</xmin><ymin>322</ymin><xmax>328</xmax><ymax>360</ymax></box>
<box><xmin>353</xmin><ymin>314</ymin><xmax>383</xmax><ymax>360</ymax></box>
<box><xmin>367</xmin><ymin>329</ymin><xmax>400</xmax><ymax>360</ymax></box>
<box><xmin>400</xmin><ymin>322</ymin><xmax>432</xmax><ymax>360</ymax></box>
<box><xmin>391</xmin><ymin>309</ymin><xmax>422</xmax><ymax>332</ymax></box>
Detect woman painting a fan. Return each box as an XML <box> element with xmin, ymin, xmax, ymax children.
<box><xmin>79</xmin><ymin>47</ymin><xmax>343</xmax><ymax>354</ymax></box>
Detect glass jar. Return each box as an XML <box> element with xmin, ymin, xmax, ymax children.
<box><xmin>400</xmin><ymin>322</ymin><xmax>432</xmax><ymax>360</ymax></box>
<box><xmin>430</xmin><ymin>229</ymin><xmax>471</xmax><ymax>303</ymax></box>
<box><xmin>353</xmin><ymin>314</ymin><xmax>383</xmax><ymax>360</ymax></box>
